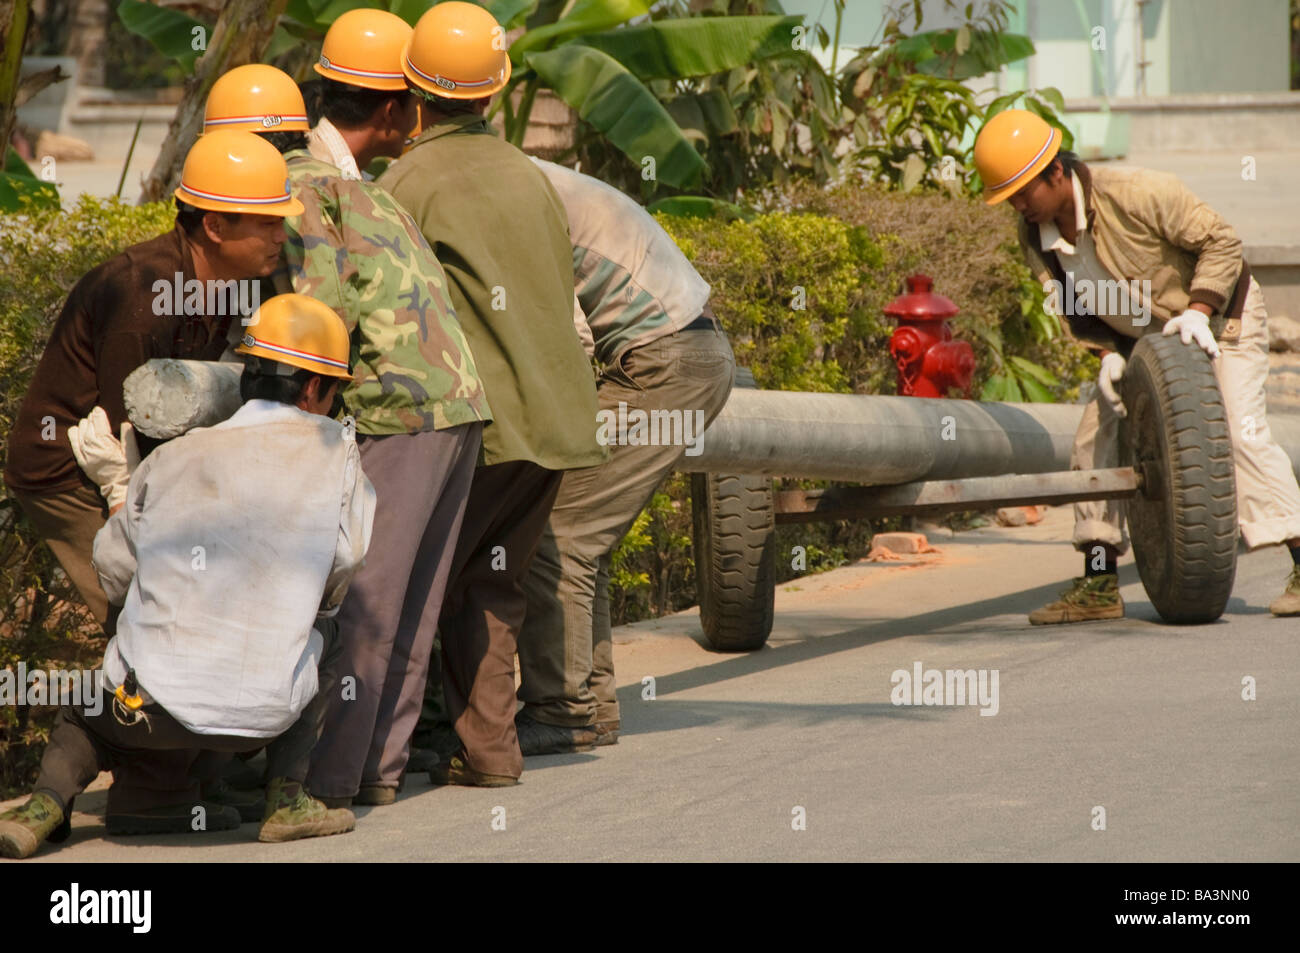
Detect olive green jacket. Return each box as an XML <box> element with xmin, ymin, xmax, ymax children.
<box><xmin>379</xmin><ymin>115</ymin><xmax>606</xmax><ymax>470</ymax></box>
<box><xmin>1018</xmin><ymin>162</ymin><xmax>1251</xmax><ymax>355</ymax></box>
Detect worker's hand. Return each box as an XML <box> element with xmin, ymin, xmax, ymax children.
<box><xmin>1098</xmin><ymin>352</ymin><xmax>1127</xmax><ymax>418</ymax></box>
<box><xmin>1163</xmin><ymin>309</ymin><xmax>1221</xmax><ymax>359</ymax></box>
<box><xmin>68</xmin><ymin>407</ymin><xmax>130</xmax><ymax>510</ymax></box>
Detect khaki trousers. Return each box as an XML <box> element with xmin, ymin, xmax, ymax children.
<box><xmin>517</xmin><ymin>325</ymin><xmax>736</xmax><ymax>727</ymax></box>
<box><xmin>11</xmin><ymin>482</ymin><xmax>118</xmax><ymax>635</ymax></box>
<box><xmin>1073</xmin><ymin>279</ymin><xmax>1300</xmax><ymax>552</ymax></box>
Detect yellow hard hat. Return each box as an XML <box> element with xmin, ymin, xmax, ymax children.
<box><xmin>236</xmin><ymin>293</ymin><xmax>352</xmax><ymax>379</ymax></box>
<box><xmin>402</xmin><ymin>1</ymin><xmax>511</xmax><ymax>100</ymax></box>
<box><xmin>973</xmin><ymin>108</ymin><xmax>1062</xmax><ymax>205</ymax></box>
<box><xmin>315</xmin><ymin>8</ymin><xmax>413</xmax><ymax>91</ymax></box>
<box><xmin>204</xmin><ymin>64</ymin><xmax>310</xmax><ymax>133</ymax></box>
<box><xmin>174</xmin><ymin>130</ymin><xmax>304</xmax><ymax>216</ymax></box>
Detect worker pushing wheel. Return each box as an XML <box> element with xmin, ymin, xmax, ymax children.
<box><xmin>973</xmin><ymin>109</ymin><xmax>1300</xmax><ymax>623</ymax></box>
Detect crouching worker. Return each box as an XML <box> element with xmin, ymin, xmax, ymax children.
<box><xmin>0</xmin><ymin>294</ymin><xmax>376</xmax><ymax>859</ymax></box>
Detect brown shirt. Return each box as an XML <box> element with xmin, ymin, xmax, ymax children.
<box><xmin>5</xmin><ymin>225</ymin><xmax>239</xmax><ymax>494</ymax></box>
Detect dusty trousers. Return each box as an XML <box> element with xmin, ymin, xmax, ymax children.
<box><xmin>1072</xmin><ymin>278</ymin><xmax>1300</xmax><ymax>553</ymax></box>
<box><xmin>517</xmin><ymin>324</ymin><xmax>736</xmax><ymax>727</ymax></box>
<box><xmin>439</xmin><ymin>460</ymin><xmax>563</xmax><ymax>779</ymax></box>
<box><xmin>11</xmin><ymin>483</ymin><xmax>119</xmax><ymax>636</ymax></box>
<box><xmin>34</xmin><ymin>619</ymin><xmax>342</xmax><ymax>815</ymax></box>
<box><xmin>307</xmin><ymin>423</ymin><xmax>480</xmax><ymax>798</ymax></box>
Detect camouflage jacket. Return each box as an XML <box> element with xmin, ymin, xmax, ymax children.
<box><xmin>278</xmin><ymin>150</ymin><xmax>491</xmax><ymax>435</ymax></box>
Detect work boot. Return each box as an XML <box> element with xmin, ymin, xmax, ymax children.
<box><xmin>1028</xmin><ymin>574</ymin><xmax>1124</xmax><ymax>625</ymax></box>
<box><xmin>515</xmin><ymin>714</ymin><xmax>597</xmax><ymax>756</ymax></box>
<box><xmin>1269</xmin><ymin>566</ymin><xmax>1300</xmax><ymax>616</ymax></box>
<box><xmin>0</xmin><ymin>792</ymin><xmax>65</xmax><ymax>859</ymax></box>
<box><xmin>201</xmin><ymin>778</ymin><xmax>265</xmax><ymax>823</ymax></box>
<box><xmin>106</xmin><ymin>800</ymin><xmax>241</xmax><ymax>836</ymax></box>
<box><xmin>429</xmin><ymin>749</ymin><xmax>519</xmax><ymax>788</ymax></box>
<box><xmin>258</xmin><ymin>778</ymin><xmax>355</xmax><ymax>844</ymax></box>
<box><xmin>353</xmin><ymin>785</ymin><xmax>396</xmax><ymax>806</ymax></box>
<box><xmin>593</xmin><ymin>720</ymin><xmax>620</xmax><ymax>748</ymax></box>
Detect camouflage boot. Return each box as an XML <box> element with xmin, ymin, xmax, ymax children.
<box><xmin>0</xmin><ymin>792</ymin><xmax>65</xmax><ymax>859</ymax></box>
<box><xmin>1268</xmin><ymin>566</ymin><xmax>1300</xmax><ymax>617</ymax></box>
<box><xmin>258</xmin><ymin>778</ymin><xmax>355</xmax><ymax>844</ymax></box>
<box><xmin>1029</xmin><ymin>574</ymin><xmax>1124</xmax><ymax>625</ymax></box>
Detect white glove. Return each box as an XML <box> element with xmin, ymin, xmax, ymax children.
<box><xmin>1162</xmin><ymin>309</ymin><xmax>1221</xmax><ymax>359</ymax></box>
<box><xmin>1098</xmin><ymin>352</ymin><xmax>1127</xmax><ymax>418</ymax></box>
<box><xmin>68</xmin><ymin>407</ymin><xmax>138</xmax><ymax>510</ymax></box>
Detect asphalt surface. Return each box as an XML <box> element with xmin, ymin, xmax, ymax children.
<box><xmin>9</xmin><ymin>504</ymin><xmax>1297</xmax><ymax>864</ymax></box>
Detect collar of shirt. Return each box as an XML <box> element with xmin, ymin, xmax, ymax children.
<box><xmin>306</xmin><ymin>119</ymin><xmax>364</xmax><ymax>180</ymax></box>
<box><xmin>222</xmin><ymin>399</ymin><xmax>315</xmax><ymax>428</ymax></box>
<box><xmin>1037</xmin><ymin>171</ymin><xmax>1089</xmax><ymax>256</ymax></box>
<box><xmin>407</xmin><ymin>112</ymin><xmax>490</xmax><ymax>150</ymax></box>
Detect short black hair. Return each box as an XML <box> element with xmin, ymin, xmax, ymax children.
<box><xmin>175</xmin><ymin>199</ymin><xmax>241</xmax><ymax>238</ymax></box>
<box><xmin>415</xmin><ymin>90</ymin><xmax>487</xmax><ymax>117</ymax></box>
<box><xmin>239</xmin><ymin>361</ymin><xmax>324</xmax><ymax>405</ymax></box>
<box><xmin>260</xmin><ymin>130</ymin><xmax>310</xmax><ymax>155</ymax></box>
<box><xmin>1037</xmin><ymin>148</ymin><xmax>1081</xmax><ymax>183</ymax></box>
<box><xmin>318</xmin><ymin>76</ymin><xmax>410</xmax><ymax>127</ymax></box>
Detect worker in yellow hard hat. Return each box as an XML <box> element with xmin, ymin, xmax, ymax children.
<box><xmin>973</xmin><ymin>108</ymin><xmax>1300</xmax><ymax>622</ymax></box>
<box><xmin>308</xmin><ymin>6</ymin><xmax>419</xmax><ymax>176</ymax></box>
<box><xmin>204</xmin><ymin>47</ymin><xmax>493</xmax><ymax>809</ymax></box>
<box><xmin>0</xmin><ymin>293</ymin><xmax>377</xmax><ymax>858</ymax></box>
<box><xmin>377</xmin><ymin>0</ymin><xmax>605</xmax><ymax>788</ymax></box>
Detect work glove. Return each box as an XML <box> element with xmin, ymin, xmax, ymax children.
<box><xmin>68</xmin><ymin>407</ymin><xmax>139</xmax><ymax>510</ymax></box>
<box><xmin>1097</xmin><ymin>352</ymin><xmax>1127</xmax><ymax>419</ymax></box>
<box><xmin>1162</xmin><ymin>309</ymin><xmax>1221</xmax><ymax>359</ymax></box>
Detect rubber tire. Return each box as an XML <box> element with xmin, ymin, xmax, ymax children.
<box><xmin>1120</xmin><ymin>333</ymin><xmax>1237</xmax><ymax>624</ymax></box>
<box><xmin>691</xmin><ymin>471</ymin><xmax>776</xmax><ymax>651</ymax></box>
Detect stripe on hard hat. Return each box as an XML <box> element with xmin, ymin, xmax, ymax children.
<box><xmin>178</xmin><ymin>182</ymin><xmax>293</xmax><ymax>205</ymax></box>
<box><xmin>404</xmin><ymin>55</ymin><xmax>495</xmax><ymax>91</ymax></box>
<box><xmin>321</xmin><ymin>58</ymin><xmax>404</xmax><ymax>81</ymax></box>
<box><xmin>205</xmin><ymin>114</ymin><xmax>308</xmax><ymax>127</ymax></box>
<box><xmin>986</xmin><ymin>128</ymin><xmax>1058</xmax><ymax>192</ymax></box>
<box><xmin>247</xmin><ymin>336</ymin><xmax>349</xmax><ymax>371</ymax></box>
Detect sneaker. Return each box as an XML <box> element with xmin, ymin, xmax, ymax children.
<box><xmin>515</xmin><ymin>714</ymin><xmax>597</xmax><ymax>756</ymax></box>
<box><xmin>106</xmin><ymin>800</ymin><xmax>242</xmax><ymax>836</ymax></box>
<box><xmin>429</xmin><ymin>749</ymin><xmax>519</xmax><ymax>788</ymax></box>
<box><xmin>1269</xmin><ymin>566</ymin><xmax>1300</xmax><ymax>616</ymax></box>
<box><xmin>258</xmin><ymin>778</ymin><xmax>355</xmax><ymax>844</ymax></box>
<box><xmin>0</xmin><ymin>792</ymin><xmax>65</xmax><ymax>859</ymax></box>
<box><xmin>1028</xmin><ymin>574</ymin><xmax>1124</xmax><ymax>625</ymax></box>
<box><xmin>201</xmin><ymin>778</ymin><xmax>265</xmax><ymax>823</ymax></box>
<box><xmin>593</xmin><ymin>720</ymin><xmax>620</xmax><ymax>747</ymax></box>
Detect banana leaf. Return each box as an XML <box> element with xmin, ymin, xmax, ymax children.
<box><xmin>116</xmin><ymin>0</ymin><xmax>209</xmax><ymax>73</ymax></box>
<box><xmin>0</xmin><ymin>149</ymin><xmax>60</xmax><ymax>212</ymax></box>
<box><xmin>575</xmin><ymin>15</ymin><xmax>803</xmax><ymax>81</ymax></box>
<box><xmin>525</xmin><ymin>44</ymin><xmax>705</xmax><ymax>189</ymax></box>
<box><xmin>511</xmin><ymin>0</ymin><xmax>651</xmax><ymax>63</ymax></box>
<box><xmin>648</xmin><ymin>195</ymin><xmax>751</xmax><ymax>221</ymax></box>
<box><xmin>482</xmin><ymin>0</ymin><xmax>539</xmax><ymax>30</ymax></box>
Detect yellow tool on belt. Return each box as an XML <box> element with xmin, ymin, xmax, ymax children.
<box><xmin>111</xmin><ymin>669</ymin><xmax>149</xmax><ymax>728</ymax></box>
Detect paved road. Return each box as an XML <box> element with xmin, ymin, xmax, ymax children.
<box><xmin>10</xmin><ymin>506</ymin><xmax>1297</xmax><ymax>863</ymax></box>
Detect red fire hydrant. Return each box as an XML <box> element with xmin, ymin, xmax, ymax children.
<box><xmin>884</xmin><ymin>274</ymin><xmax>975</xmax><ymax>398</ymax></box>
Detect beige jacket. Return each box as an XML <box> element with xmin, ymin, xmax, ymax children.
<box><xmin>1018</xmin><ymin>162</ymin><xmax>1250</xmax><ymax>354</ymax></box>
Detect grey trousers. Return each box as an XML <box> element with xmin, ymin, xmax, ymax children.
<box><xmin>517</xmin><ymin>324</ymin><xmax>735</xmax><ymax>727</ymax></box>
<box><xmin>35</xmin><ymin>618</ymin><xmax>341</xmax><ymax>815</ymax></box>
<box><xmin>307</xmin><ymin>423</ymin><xmax>481</xmax><ymax>798</ymax></box>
